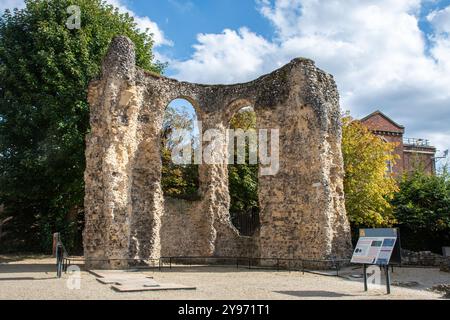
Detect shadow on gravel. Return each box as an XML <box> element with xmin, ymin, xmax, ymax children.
<box><xmin>274</xmin><ymin>290</ymin><xmax>354</xmax><ymax>298</ymax></box>
<box><xmin>0</xmin><ymin>276</ymin><xmax>58</xmax><ymax>281</ymax></box>
<box><xmin>0</xmin><ymin>254</ymin><xmax>51</xmax><ymax>263</ymax></box>
<box><xmin>155</xmin><ymin>266</ymin><xmax>292</xmax><ymax>273</ymax></box>
<box><xmin>0</xmin><ymin>263</ymin><xmax>56</xmax><ymax>273</ymax></box>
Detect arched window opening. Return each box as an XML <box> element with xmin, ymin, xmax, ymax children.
<box><xmin>161</xmin><ymin>98</ymin><xmax>200</xmax><ymax>200</ymax></box>
<box><xmin>228</xmin><ymin>105</ymin><xmax>260</xmax><ymax>236</ymax></box>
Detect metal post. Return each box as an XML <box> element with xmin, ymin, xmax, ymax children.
<box><xmin>363</xmin><ymin>264</ymin><xmax>368</xmax><ymax>291</ymax></box>
<box><xmin>56</xmin><ymin>244</ymin><xmax>63</xmax><ymax>278</ymax></box>
<box><xmin>385</xmin><ymin>265</ymin><xmax>391</xmax><ymax>294</ymax></box>
<box><xmin>169</xmin><ymin>257</ymin><xmax>172</xmax><ymax>269</ymax></box>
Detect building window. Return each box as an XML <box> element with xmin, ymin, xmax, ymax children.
<box><xmin>385</xmin><ymin>160</ymin><xmax>393</xmax><ymax>174</ymax></box>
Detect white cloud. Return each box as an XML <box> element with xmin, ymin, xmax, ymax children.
<box><xmin>427</xmin><ymin>6</ymin><xmax>450</xmax><ymax>73</ymax></box>
<box><xmin>0</xmin><ymin>0</ymin><xmax>171</xmax><ymax>48</ymax></box>
<box><xmin>172</xmin><ymin>28</ymin><xmax>277</xmax><ymax>84</ymax></box>
<box><xmin>427</xmin><ymin>5</ymin><xmax>450</xmax><ymax>34</ymax></box>
<box><xmin>105</xmin><ymin>0</ymin><xmax>172</xmax><ymax>47</ymax></box>
<box><xmin>2</xmin><ymin>0</ymin><xmax>449</xmax><ymax>155</ymax></box>
<box><xmin>168</xmin><ymin>0</ymin><xmax>194</xmax><ymax>13</ymax></box>
<box><xmin>170</xmin><ymin>0</ymin><xmax>450</xmax><ymax>154</ymax></box>
<box><xmin>0</xmin><ymin>0</ymin><xmax>25</xmax><ymax>12</ymax></box>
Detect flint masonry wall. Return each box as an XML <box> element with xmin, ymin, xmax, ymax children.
<box><xmin>160</xmin><ymin>197</ymin><xmax>211</xmax><ymax>257</ymax></box>
<box><xmin>83</xmin><ymin>36</ymin><xmax>353</xmax><ymax>269</ymax></box>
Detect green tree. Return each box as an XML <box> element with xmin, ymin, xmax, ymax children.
<box><xmin>228</xmin><ymin>107</ymin><xmax>259</xmax><ymax>235</ymax></box>
<box><xmin>161</xmin><ymin>104</ymin><xmax>200</xmax><ymax>200</ymax></box>
<box><xmin>0</xmin><ymin>0</ymin><xmax>163</xmax><ymax>253</ymax></box>
<box><xmin>342</xmin><ymin>114</ymin><xmax>399</xmax><ymax>229</ymax></box>
<box><xmin>392</xmin><ymin>168</ymin><xmax>450</xmax><ymax>252</ymax></box>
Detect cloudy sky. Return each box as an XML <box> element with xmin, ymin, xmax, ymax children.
<box><xmin>2</xmin><ymin>0</ymin><xmax>450</xmax><ymax>159</ymax></box>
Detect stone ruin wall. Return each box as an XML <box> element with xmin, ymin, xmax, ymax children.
<box><xmin>83</xmin><ymin>36</ymin><xmax>353</xmax><ymax>269</ymax></box>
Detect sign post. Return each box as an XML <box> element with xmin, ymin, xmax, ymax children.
<box><xmin>53</xmin><ymin>232</ymin><xmax>65</xmax><ymax>278</ymax></box>
<box><xmin>385</xmin><ymin>265</ymin><xmax>391</xmax><ymax>294</ymax></box>
<box><xmin>363</xmin><ymin>264</ymin><xmax>368</xmax><ymax>291</ymax></box>
<box><xmin>351</xmin><ymin>228</ymin><xmax>401</xmax><ymax>294</ymax></box>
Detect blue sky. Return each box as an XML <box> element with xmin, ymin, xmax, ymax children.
<box><xmin>1</xmin><ymin>0</ymin><xmax>450</xmax><ymax>163</ymax></box>
<box><xmin>125</xmin><ymin>0</ymin><xmax>450</xmax><ymax>65</ymax></box>
<box><xmin>130</xmin><ymin>0</ymin><xmax>450</xmax><ymax>164</ymax></box>
<box><xmin>130</xmin><ymin>0</ymin><xmax>274</xmax><ymax>62</ymax></box>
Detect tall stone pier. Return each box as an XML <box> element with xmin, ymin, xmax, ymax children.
<box><xmin>83</xmin><ymin>36</ymin><xmax>352</xmax><ymax>269</ymax></box>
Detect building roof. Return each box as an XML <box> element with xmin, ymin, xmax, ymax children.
<box><xmin>360</xmin><ymin>110</ymin><xmax>405</xmax><ymax>130</ymax></box>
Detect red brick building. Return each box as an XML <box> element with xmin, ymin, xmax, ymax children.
<box><xmin>360</xmin><ymin>110</ymin><xmax>436</xmax><ymax>176</ymax></box>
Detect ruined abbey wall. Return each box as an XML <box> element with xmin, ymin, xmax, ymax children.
<box><xmin>83</xmin><ymin>36</ymin><xmax>352</xmax><ymax>269</ymax></box>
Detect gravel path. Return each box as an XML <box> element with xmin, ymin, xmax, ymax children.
<box><xmin>0</xmin><ymin>255</ymin><xmax>448</xmax><ymax>300</ymax></box>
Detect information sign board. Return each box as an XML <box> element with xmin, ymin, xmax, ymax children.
<box><xmin>351</xmin><ymin>236</ymin><xmax>396</xmax><ymax>265</ymax></box>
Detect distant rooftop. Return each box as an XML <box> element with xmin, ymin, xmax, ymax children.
<box><xmin>360</xmin><ymin>110</ymin><xmax>405</xmax><ymax>130</ymax></box>
<box><xmin>361</xmin><ymin>110</ymin><xmax>436</xmax><ymax>149</ymax></box>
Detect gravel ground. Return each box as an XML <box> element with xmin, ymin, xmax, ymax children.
<box><xmin>0</xmin><ymin>255</ymin><xmax>449</xmax><ymax>300</ymax></box>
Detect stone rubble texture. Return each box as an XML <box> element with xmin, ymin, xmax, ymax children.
<box><xmin>83</xmin><ymin>36</ymin><xmax>353</xmax><ymax>269</ymax></box>
<box><xmin>401</xmin><ymin>249</ymin><xmax>450</xmax><ymax>271</ymax></box>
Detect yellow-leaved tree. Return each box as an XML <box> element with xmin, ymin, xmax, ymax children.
<box><xmin>342</xmin><ymin>114</ymin><xmax>399</xmax><ymax>228</ymax></box>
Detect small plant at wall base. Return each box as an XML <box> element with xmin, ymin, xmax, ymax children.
<box><xmin>0</xmin><ymin>0</ymin><xmax>163</xmax><ymax>253</ymax></box>
<box><xmin>392</xmin><ymin>167</ymin><xmax>450</xmax><ymax>253</ymax></box>
<box><xmin>341</xmin><ymin>113</ymin><xmax>399</xmax><ymax>232</ymax></box>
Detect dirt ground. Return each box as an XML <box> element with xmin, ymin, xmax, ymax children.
<box><xmin>0</xmin><ymin>255</ymin><xmax>449</xmax><ymax>300</ymax></box>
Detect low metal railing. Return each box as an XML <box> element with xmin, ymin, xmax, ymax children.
<box><xmin>403</xmin><ymin>138</ymin><xmax>431</xmax><ymax>147</ymax></box>
<box><xmin>61</xmin><ymin>255</ymin><xmax>352</xmax><ymax>277</ymax></box>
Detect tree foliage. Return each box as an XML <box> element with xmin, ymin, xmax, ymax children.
<box><xmin>341</xmin><ymin>114</ymin><xmax>399</xmax><ymax>228</ymax></box>
<box><xmin>159</xmin><ymin>104</ymin><xmax>259</xmax><ymax>233</ymax></box>
<box><xmin>0</xmin><ymin>0</ymin><xmax>162</xmax><ymax>253</ymax></box>
<box><xmin>392</xmin><ymin>168</ymin><xmax>450</xmax><ymax>252</ymax></box>
<box><xmin>160</xmin><ymin>103</ymin><xmax>200</xmax><ymax>200</ymax></box>
<box><xmin>228</xmin><ymin>107</ymin><xmax>259</xmax><ymax>228</ymax></box>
